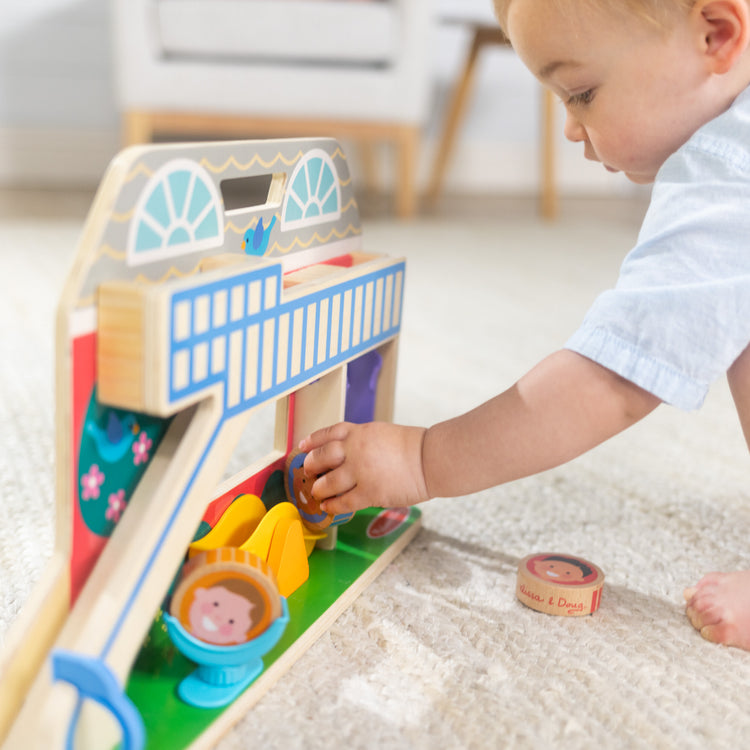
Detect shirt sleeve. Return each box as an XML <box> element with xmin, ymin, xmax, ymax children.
<box><xmin>565</xmin><ymin>137</ymin><xmax>750</xmax><ymax>411</ymax></box>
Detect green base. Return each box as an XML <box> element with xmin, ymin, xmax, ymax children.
<box><xmin>125</xmin><ymin>506</ymin><xmax>421</xmax><ymax>749</ymax></box>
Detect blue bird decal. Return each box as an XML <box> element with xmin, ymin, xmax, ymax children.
<box><xmin>242</xmin><ymin>216</ymin><xmax>276</xmax><ymax>256</ymax></box>
<box><xmin>86</xmin><ymin>411</ymin><xmax>139</xmax><ymax>463</ymax></box>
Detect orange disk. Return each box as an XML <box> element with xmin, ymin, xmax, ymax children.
<box><xmin>284</xmin><ymin>449</ymin><xmax>332</xmax><ymax>531</ymax></box>
<box><xmin>170</xmin><ymin>547</ymin><xmax>282</xmax><ymax>645</ymax></box>
<box><xmin>516</xmin><ymin>552</ymin><xmax>604</xmax><ymax>617</ymax></box>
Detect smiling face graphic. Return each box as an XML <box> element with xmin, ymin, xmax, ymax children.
<box><xmin>187</xmin><ymin>584</ymin><xmax>255</xmax><ymax>645</ymax></box>
<box><xmin>531</xmin><ymin>558</ymin><xmax>587</xmax><ymax>583</ymax></box>
<box><xmin>291</xmin><ymin>463</ymin><xmax>314</xmax><ymax>512</ymax></box>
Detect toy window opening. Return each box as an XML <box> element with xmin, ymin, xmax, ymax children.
<box><xmin>221</xmin><ymin>173</ymin><xmax>286</xmax><ymax>212</ymax></box>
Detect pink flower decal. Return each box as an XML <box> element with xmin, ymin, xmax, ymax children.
<box><xmin>81</xmin><ymin>464</ymin><xmax>105</xmax><ymax>500</ymax></box>
<box><xmin>132</xmin><ymin>432</ymin><xmax>153</xmax><ymax>466</ymax></box>
<box><xmin>105</xmin><ymin>490</ymin><xmax>126</xmax><ymax>523</ymax></box>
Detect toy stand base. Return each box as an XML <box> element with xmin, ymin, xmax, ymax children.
<box><xmin>165</xmin><ymin>599</ymin><xmax>291</xmax><ymax>709</ymax></box>
<box><xmin>178</xmin><ymin>662</ymin><xmax>264</xmax><ymax>709</ymax></box>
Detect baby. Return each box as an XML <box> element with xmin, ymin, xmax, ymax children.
<box><xmin>301</xmin><ymin>0</ymin><xmax>750</xmax><ymax>651</ymax></box>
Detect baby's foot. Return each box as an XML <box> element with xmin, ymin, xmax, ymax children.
<box><xmin>684</xmin><ymin>571</ymin><xmax>750</xmax><ymax>651</ymax></box>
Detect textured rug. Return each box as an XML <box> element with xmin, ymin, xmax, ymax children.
<box><xmin>2</xmin><ymin>195</ymin><xmax>750</xmax><ymax>749</ymax></box>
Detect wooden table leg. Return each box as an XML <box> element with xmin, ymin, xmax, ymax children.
<box><xmin>426</xmin><ymin>24</ymin><xmax>558</xmax><ymax>219</ymax></box>
<box><xmin>122</xmin><ymin>111</ymin><xmax>155</xmax><ymax>146</ymax></box>
<box><xmin>394</xmin><ymin>125</ymin><xmax>419</xmax><ymax>219</ymax></box>
<box><xmin>540</xmin><ymin>88</ymin><xmax>558</xmax><ymax>220</ymax></box>
<box><xmin>425</xmin><ymin>27</ymin><xmax>490</xmax><ymax>207</ymax></box>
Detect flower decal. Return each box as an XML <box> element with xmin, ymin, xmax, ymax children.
<box><xmin>132</xmin><ymin>432</ymin><xmax>153</xmax><ymax>466</ymax></box>
<box><xmin>81</xmin><ymin>464</ymin><xmax>105</xmax><ymax>500</ymax></box>
<box><xmin>105</xmin><ymin>489</ymin><xmax>127</xmax><ymax>523</ymax></box>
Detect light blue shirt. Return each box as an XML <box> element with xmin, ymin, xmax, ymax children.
<box><xmin>566</xmin><ymin>86</ymin><xmax>750</xmax><ymax>411</ymax></box>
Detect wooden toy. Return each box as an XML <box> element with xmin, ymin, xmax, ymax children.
<box><xmin>170</xmin><ymin>547</ymin><xmax>283</xmax><ymax>645</ymax></box>
<box><xmin>284</xmin><ymin>449</ymin><xmax>355</xmax><ymax>532</ymax></box>
<box><xmin>0</xmin><ymin>137</ymin><xmax>421</xmax><ymax>749</ymax></box>
<box><xmin>516</xmin><ymin>553</ymin><xmax>604</xmax><ymax>617</ymax></box>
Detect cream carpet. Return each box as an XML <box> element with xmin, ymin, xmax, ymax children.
<box><xmin>2</xmin><ymin>192</ymin><xmax>750</xmax><ymax>749</ymax></box>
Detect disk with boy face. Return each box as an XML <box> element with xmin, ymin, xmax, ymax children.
<box><xmin>516</xmin><ymin>553</ymin><xmax>604</xmax><ymax>617</ymax></box>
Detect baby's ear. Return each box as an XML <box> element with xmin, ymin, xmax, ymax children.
<box><xmin>694</xmin><ymin>0</ymin><xmax>750</xmax><ymax>73</ymax></box>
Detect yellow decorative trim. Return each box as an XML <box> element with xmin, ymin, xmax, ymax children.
<box><xmin>270</xmin><ymin>224</ymin><xmax>362</xmax><ymax>255</ymax></box>
<box><xmin>124</xmin><ymin>163</ymin><xmax>155</xmax><ymax>183</ymax></box>
<box><xmin>341</xmin><ymin>197</ymin><xmax>358</xmax><ymax>214</ymax></box>
<box><xmin>110</xmin><ymin>209</ymin><xmax>135</xmax><ymax>223</ymax></box>
<box><xmin>96</xmin><ymin>244</ymin><xmax>127</xmax><ymax>261</ymax></box>
<box><xmin>134</xmin><ymin>265</ymin><xmax>201</xmax><ymax>285</ymax></box>
<box><xmin>200</xmin><ymin>151</ymin><xmax>304</xmax><ymax>174</ymax></box>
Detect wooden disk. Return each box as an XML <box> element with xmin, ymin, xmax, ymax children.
<box><xmin>284</xmin><ymin>449</ymin><xmax>353</xmax><ymax>532</ymax></box>
<box><xmin>170</xmin><ymin>547</ymin><xmax>282</xmax><ymax>645</ymax></box>
<box><xmin>516</xmin><ymin>553</ymin><xmax>604</xmax><ymax>617</ymax></box>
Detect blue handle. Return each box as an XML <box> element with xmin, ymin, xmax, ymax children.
<box><xmin>51</xmin><ymin>650</ymin><xmax>145</xmax><ymax>750</ymax></box>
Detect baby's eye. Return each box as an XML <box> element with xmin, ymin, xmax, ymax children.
<box><xmin>567</xmin><ymin>89</ymin><xmax>595</xmax><ymax>107</ymax></box>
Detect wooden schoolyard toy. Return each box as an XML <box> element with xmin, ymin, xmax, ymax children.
<box><xmin>0</xmin><ymin>137</ymin><xmax>421</xmax><ymax>749</ymax></box>
<box><xmin>516</xmin><ymin>553</ymin><xmax>604</xmax><ymax>617</ymax></box>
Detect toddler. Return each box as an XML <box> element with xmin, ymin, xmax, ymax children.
<box><xmin>301</xmin><ymin>0</ymin><xmax>750</xmax><ymax>651</ymax></box>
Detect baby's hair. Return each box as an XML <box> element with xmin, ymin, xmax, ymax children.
<box><xmin>542</xmin><ymin>555</ymin><xmax>593</xmax><ymax>578</ymax></box>
<box><xmin>215</xmin><ymin>577</ymin><xmax>263</xmax><ymax>607</ymax></box>
<box><xmin>493</xmin><ymin>0</ymin><xmax>695</xmax><ymax>33</ymax></box>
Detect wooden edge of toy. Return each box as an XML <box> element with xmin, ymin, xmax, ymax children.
<box><xmin>516</xmin><ymin>553</ymin><xmax>604</xmax><ymax>617</ymax></box>
<box><xmin>189</xmin><ymin>511</ymin><xmax>422</xmax><ymax>750</ymax></box>
<box><xmin>0</xmin><ymin>554</ymin><xmax>69</xmax><ymax>745</ymax></box>
<box><xmin>281</xmin><ymin>252</ymin><xmax>405</xmax><ymax>302</ymax></box>
<box><xmin>372</xmin><ymin>337</ymin><xmax>399</xmax><ymax>423</ymax></box>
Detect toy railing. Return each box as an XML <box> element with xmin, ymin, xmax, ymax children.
<box><xmin>98</xmin><ymin>255</ymin><xmax>404</xmax><ymax>417</ymax></box>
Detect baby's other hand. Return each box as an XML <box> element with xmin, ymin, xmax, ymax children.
<box><xmin>299</xmin><ymin>422</ymin><xmax>429</xmax><ymax>515</ymax></box>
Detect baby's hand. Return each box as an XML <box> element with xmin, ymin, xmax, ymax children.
<box><xmin>299</xmin><ymin>422</ymin><xmax>429</xmax><ymax>515</ymax></box>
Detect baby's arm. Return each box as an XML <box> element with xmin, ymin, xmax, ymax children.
<box><xmin>300</xmin><ymin>349</ymin><xmax>660</xmax><ymax>513</ymax></box>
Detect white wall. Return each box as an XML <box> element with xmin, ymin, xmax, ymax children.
<box><xmin>0</xmin><ymin>0</ymin><xmax>637</xmax><ymax>197</ymax></box>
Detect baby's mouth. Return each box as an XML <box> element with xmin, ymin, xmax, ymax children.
<box><xmin>201</xmin><ymin>616</ymin><xmax>219</xmax><ymax>632</ymax></box>
<box><xmin>546</xmin><ymin>571</ymin><xmax>560</xmax><ymax>578</ymax></box>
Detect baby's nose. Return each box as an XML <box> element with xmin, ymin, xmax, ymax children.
<box><xmin>563</xmin><ymin>111</ymin><xmax>586</xmax><ymax>143</ymax></box>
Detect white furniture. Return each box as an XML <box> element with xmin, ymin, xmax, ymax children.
<box><xmin>112</xmin><ymin>0</ymin><xmax>436</xmax><ymax>217</ymax></box>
